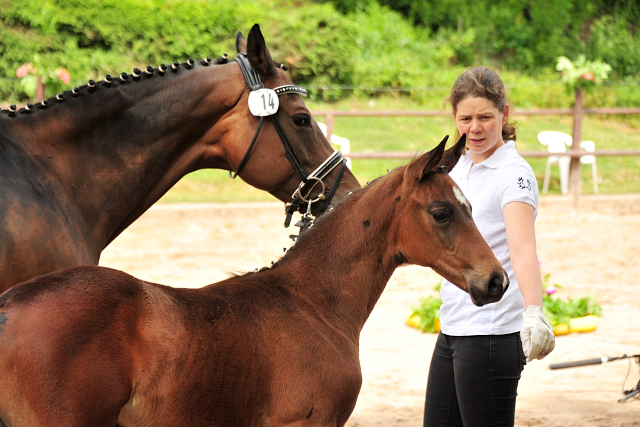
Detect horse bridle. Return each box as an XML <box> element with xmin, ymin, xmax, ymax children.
<box><xmin>231</xmin><ymin>53</ymin><xmax>348</xmax><ymax>233</ymax></box>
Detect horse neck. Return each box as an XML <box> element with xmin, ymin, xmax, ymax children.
<box><xmin>276</xmin><ymin>172</ymin><xmax>404</xmax><ymax>337</ymax></box>
<box><xmin>7</xmin><ymin>64</ymin><xmax>238</xmax><ymax>248</ymax></box>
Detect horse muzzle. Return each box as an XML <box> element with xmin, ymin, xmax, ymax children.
<box><xmin>468</xmin><ymin>268</ymin><xmax>509</xmax><ymax>307</ymax></box>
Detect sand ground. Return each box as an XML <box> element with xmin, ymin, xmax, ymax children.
<box><xmin>100</xmin><ymin>194</ymin><xmax>640</xmax><ymax>427</ymax></box>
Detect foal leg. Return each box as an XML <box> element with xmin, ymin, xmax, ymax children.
<box><xmin>0</xmin><ymin>345</ymin><xmax>133</xmax><ymax>427</ymax></box>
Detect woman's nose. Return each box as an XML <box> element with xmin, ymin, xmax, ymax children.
<box><xmin>470</xmin><ymin>119</ymin><xmax>481</xmax><ymax>133</ymax></box>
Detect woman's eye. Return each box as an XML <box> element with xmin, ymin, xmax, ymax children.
<box><xmin>432</xmin><ymin>210</ymin><xmax>450</xmax><ymax>223</ymax></box>
<box><xmin>293</xmin><ymin>115</ymin><xmax>310</xmax><ymax>127</ymax></box>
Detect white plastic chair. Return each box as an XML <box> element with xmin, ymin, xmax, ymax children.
<box><xmin>538</xmin><ymin>131</ymin><xmax>571</xmax><ymax>195</ymax></box>
<box><xmin>318</xmin><ymin>122</ymin><xmax>352</xmax><ymax>169</ymax></box>
<box><xmin>578</xmin><ymin>140</ymin><xmax>598</xmax><ymax>194</ymax></box>
<box><xmin>537</xmin><ymin>131</ymin><xmax>598</xmax><ymax>194</ymax></box>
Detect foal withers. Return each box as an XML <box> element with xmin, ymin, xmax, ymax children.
<box><xmin>0</xmin><ymin>135</ymin><xmax>507</xmax><ymax>427</ymax></box>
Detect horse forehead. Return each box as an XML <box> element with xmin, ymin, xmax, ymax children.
<box><xmin>452</xmin><ymin>186</ymin><xmax>471</xmax><ymax>213</ymax></box>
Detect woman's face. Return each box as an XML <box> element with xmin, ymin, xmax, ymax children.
<box><xmin>453</xmin><ymin>96</ymin><xmax>509</xmax><ymax>163</ymax></box>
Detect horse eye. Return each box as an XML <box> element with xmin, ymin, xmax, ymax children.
<box><xmin>292</xmin><ymin>114</ymin><xmax>310</xmax><ymax>127</ymax></box>
<box><xmin>432</xmin><ymin>210</ymin><xmax>450</xmax><ymax>223</ymax></box>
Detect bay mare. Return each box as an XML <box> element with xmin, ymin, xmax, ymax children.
<box><xmin>0</xmin><ymin>24</ymin><xmax>359</xmax><ymax>292</ymax></box>
<box><xmin>0</xmin><ymin>135</ymin><xmax>508</xmax><ymax>427</ymax></box>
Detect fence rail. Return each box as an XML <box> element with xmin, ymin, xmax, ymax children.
<box><xmin>311</xmin><ymin>108</ymin><xmax>640</xmax><ymax>158</ymax></box>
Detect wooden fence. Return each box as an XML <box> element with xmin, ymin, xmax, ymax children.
<box><xmin>311</xmin><ymin>107</ymin><xmax>640</xmax><ymax>159</ymax></box>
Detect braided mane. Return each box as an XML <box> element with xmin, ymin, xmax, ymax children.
<box><xmin>0</xmin><ymin>54</ymin><xmax>232</xmax><ymax>118</ymax></box>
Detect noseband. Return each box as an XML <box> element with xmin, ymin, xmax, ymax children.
<box><xmin>232</xmin><ymin>53</ymin><xmax>348</xmax><ymax>234</ymax></box>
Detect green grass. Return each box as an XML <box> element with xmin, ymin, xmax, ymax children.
<box><xmin>161</xmin><ymin>99</ymin><xmax>640</xmax><ymax>203</ymax></box>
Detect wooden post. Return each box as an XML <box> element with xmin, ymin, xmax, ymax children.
<box><xmin>570</xmin><ymin>87</ymin><xmax>583</xmax><ymax>209</ymax></box>
<box><xmin>325</xmin><ymin>112</ymin><xmax>335</xmax><ymax>142</ymax></box>
<box><xmin>34</xmin><ymin>76</ymin><xmax>45</xmax><ymax>103</ymax></box>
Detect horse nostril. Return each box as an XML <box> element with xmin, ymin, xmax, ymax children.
<box><xmin>488</xmin><ymin>271</ymin><xmax>505</xmax><ymax>296</ymax></box>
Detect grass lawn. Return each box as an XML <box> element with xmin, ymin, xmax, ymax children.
<box><xmin>161</xmin><ymin>100</ymin><xmax>640</xmax><ymax>203</ymax></box>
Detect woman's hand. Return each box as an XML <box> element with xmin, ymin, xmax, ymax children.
<box><xmin>521</xmin><ymin>305</ymin><xmax>555</xmax><ymax>362</ymax></box>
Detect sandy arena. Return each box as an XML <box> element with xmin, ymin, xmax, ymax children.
<box><xmin>100</xmin><ymin>194</ymin><xmax>640</xmax><ymax>427</ymax></box>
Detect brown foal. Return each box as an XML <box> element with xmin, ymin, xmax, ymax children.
<box><xmin>0</xmin><ymin>135</ymin><xmax>508</xmax><ymax>427</ymax></box>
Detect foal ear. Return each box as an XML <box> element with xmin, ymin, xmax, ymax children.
<box><xmin>437</xmin><ymin>134</ymin><xmax>466</xmax><ymax>172</ymax></box>
<box><xmin>246</xmin><ymin>24</ymin><xmax>276</xmax><ymax>79</ymax></box>
<box><xmin>235</xmin><ymin>31</ymin><xmax>247</xmax><ymax>54</ymax></box>
<box><xmin>404</xmin><ymin>135</ymin><xmax>448</xmax><ymax>184</ymax></box>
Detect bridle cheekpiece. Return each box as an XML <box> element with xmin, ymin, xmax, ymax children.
<box><xmin>232</xmin><ymin>53</ymin><xmax>348</xmax><ymax>236</ymax></box>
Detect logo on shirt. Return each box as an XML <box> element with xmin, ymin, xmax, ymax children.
<box><xmin>517</xmin><ymin>177</ymin><xmax>532</xmax><ymax>190</ymax></box>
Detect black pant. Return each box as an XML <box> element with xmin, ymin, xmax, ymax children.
<box><xmin>423</xmin><ymin>332</ymin><xmax>526</xmax><ymax>427</ymax></box>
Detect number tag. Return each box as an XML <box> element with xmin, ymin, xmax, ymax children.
<box><xmin>248</xmin><ymin>88</ymin><xmax>279</xmax><ymax>116</ymax></box>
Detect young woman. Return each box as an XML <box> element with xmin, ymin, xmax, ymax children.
<box><xmin>423</xmin><ymin>67</ymin><xmax>555</xmax><ymax>427</ymax></box>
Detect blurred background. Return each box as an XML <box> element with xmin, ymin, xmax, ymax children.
<box><xmin>2</xmin><ymin>0</ymin><xmax>639</xmax><ymax>198</ymax></box>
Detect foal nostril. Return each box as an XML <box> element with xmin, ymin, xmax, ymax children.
<box><xmin>488</xmin><ymin>271</ymin><xmax>506</xmax><ymax>296</ymax></box>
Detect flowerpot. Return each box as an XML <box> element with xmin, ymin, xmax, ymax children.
<box><xmin>553</xmin><ymin>323</ymin><xmax>571</xmax><ymax>336</ymax></box>
<box><xmin>406</xmin><ymin>314</ymin><xmax>421</xmax><ymax>329</ymax></box>
<box><xmin>569</xmin><ymin>315</ymin><xmax>599</xmax><ymax>333</ymax></box>
<box><xmin>552</xmin><ymin>315</ymin><xmax>599</xmax><ymax>336</ymax></box>
<box><xmin>405</xmin><ymin>314</ymin><xmax>440</xmax><ymax>333</ymax></box>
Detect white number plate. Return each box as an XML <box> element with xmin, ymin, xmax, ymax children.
<box><xmin>248</xmin><ymin>88</ymin><xmax>279</xmax><ymax>116</ymax></box>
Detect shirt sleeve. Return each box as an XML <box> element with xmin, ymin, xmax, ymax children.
<box><xmin>497</xmin><ymin>158</ymin><xmax>538</xmax><ymax>210</ymax></box>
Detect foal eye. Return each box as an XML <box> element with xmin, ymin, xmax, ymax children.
<box><xmin>432</xmin><ymin>210</ymin><xmax>450</xmax><ymax>223</ymax></box>
<box><xmin>292</xmin><ymin>114</ymin><xmax>310</xmax><ymax>127</ymax></box>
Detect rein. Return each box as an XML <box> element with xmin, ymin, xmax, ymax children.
<box><xmin>232</xmin><ymin>53</ymin><xmax>348</xmax><ymax>233</ymax></box>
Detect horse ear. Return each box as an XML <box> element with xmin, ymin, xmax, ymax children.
<box><xmin>246</xmin><ymin>24</ymin><xmax>276</xmax><ymax>78</ymax></box>
<box><xmin>235</xmin><ymin>31</ymin><xmax>247</xmax><ymax>54</ymax></box>
<box><xmin>437</xmin><ymin>134</ymin><xmax>466</xmax><ymax>172</ymax></box>
<box><xmin>404</xmin><ymin>135</ymin><xmax>448</xmax><ymax>184</ymax></box>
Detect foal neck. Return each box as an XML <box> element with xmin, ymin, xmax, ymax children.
<box><xmin>276</xmin><ymin>171</ymin><xmax>405</xmax><ymax>334</ymax></box>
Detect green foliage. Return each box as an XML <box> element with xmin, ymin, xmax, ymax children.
<box><xmin>1</xmin><ymin>0</ymin><xmax>640</xmax><ymax>106</ymax></box>
<box><xmin>409</xmin><ymin>279</ymin><xmax>442</xmax><ymax>333</ymax></box>
<box><xmin>365</xmin><ymin>0</ymin><xmax>596</xmax><ymax>74</ymax></box>
<box><xmin>406</xmin><ymin>273</ymin><xmax>603</xmax><ymax>334</ymax></box>
<box><xmin>556</xmin><ymin>55</ymin><xmax>612</xmax><ymax>94</ymax></box>
<box><xmin>0</xmin><ymin>0</ymin><xmax>253</xmax><ymax>102</ymax></box>
<box><xmin>587</xmin><ymin>15</ymin><xmax>640</xmax><ymax>79</ymax></box>
<box><xmin>541</xmin><ymin>274</ymin><xmax>602</xmax><ymax>327</ymax></box>
<box><xmin>265</xmin><ymin>3</ymin><xmax>360</xmax><ymax>101</ymax></box>
<box><xmin>342</xmin><ymin>3</ymin><xmax>446</xmax><ymax>102</ymax></box>
<box><xmin>329</xmin><ymin>0</ymin><xmax>639</xmax><ymax>79</ymax></box>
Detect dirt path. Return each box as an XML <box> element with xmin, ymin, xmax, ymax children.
<box><xmin>100</xmin><ymin>194</ymin><xmax>640</xmax><ymax>427</ymax></box>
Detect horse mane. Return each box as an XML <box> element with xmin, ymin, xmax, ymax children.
<box><xmin>266</xmin><ymin>165</ymin><xmax>409</xmax><ymax>272</ymax></box>
<box><xmin>0</xmin><ymin>55</ymin><xmax>232</xmax><ymax>119</ymax></box>
<box><xmin>1</xmin><ymin>51</ymin><xmax>294</xmax><ymax>120</ymax></box>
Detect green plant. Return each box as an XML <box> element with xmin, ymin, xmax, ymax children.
<box><xmin>556</xmin><ymin>55</ymin><xmax>612</xmax><ymax>94</ymax></box>
<box><xmin>15</xmin><ymin>55</ymin><xmax>71</xmax><ymax>99</ymax></box>
<box><xmin>408</xmin><ymin>279</ymin><xmax>441</xmax><ymax>333</ymax></box>
<box><xmin>406</xmin><ymin>271</ymin><xmax>603</xmax><ymax>334</ymax></box>
<box><xmin>541</xmin><ymin>273</ymin><xmax>602</xmax><ymax>327</ymax></box>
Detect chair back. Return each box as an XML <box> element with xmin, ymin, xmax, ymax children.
<box><xmin>538</xmin><ymin>131</ymin><xmax>571</xmax><ymax>153</ymax></box>
<box><xmin>579</xmin><ymin>140</ymin><xmax>596</xmax><ymax>164</ymax></box>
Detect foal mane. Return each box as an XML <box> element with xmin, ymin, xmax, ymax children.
<box><xmin>224</xmin><ymin>146</ymin><xmax>450</xmax><ymax>282</ymax></box>
<box><xmin>267</xmin><ymin>165</ymin><xmax>407</xmax><ymax>267</ymax></box>
<box><xmin>0</xmin><ymin>54</ymin><xmax>233</xmax><ymax>119</ymax></box>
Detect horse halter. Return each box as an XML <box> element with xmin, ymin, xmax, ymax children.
<box><xmin>232</xmin><ymin>53</ymin><xmax>348</xmax><ymax>233</ymax></box>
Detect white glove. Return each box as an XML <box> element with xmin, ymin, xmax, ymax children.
<box><xmin>520</xmin><ymin>305</ymin><xmax>555</xmax><ymax>362</ymax></box>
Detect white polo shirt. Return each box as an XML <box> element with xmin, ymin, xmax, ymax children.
<box><xmin>439</xmin><ymin>141</ymin><xmax>538</xmax><ymax>336</ymax></box>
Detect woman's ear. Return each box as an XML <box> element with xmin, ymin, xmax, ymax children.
<box><xmin>502</xmin><ymin>104</ymin><xmax>510</xmax><ymax>125</ymax></box>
